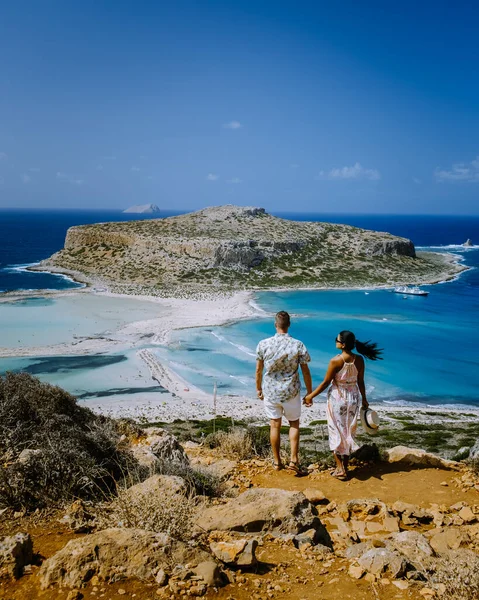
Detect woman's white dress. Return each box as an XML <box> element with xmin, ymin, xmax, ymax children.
<box><xmin>326</xmin><ymin>356</ymin><xmax>360</xmax><ymax>455</ymax></box>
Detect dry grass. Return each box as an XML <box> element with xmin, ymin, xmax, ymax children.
<box><xmin>428</xmin><ymin>550</ymin><xmax>479</xmax><ymax>600</ymax></box>
<box><xmin>206</xmin><ymin>426</ymin><xmax>270</xmax><ymax>460</ymax></box>
<box><xmin>94</xmin><ymin>486</ymin><xmax>201</xmax><ymax>542</ymax></box>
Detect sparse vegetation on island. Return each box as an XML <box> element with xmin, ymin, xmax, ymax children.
<box><xmin>33</xmin><ymin>205</ymin><xmax>466</xmax><ymax>296</ymax></box>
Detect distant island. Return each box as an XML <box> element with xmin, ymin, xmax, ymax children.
<box><xmin>35</xmin><ymin>205</ymin><xmax>467</xmax><ymax>296</ymax></box>
<box><xmin>123</xmin><ymin>204</ymin><xmax>160</xmax><ymax>214</ymax></box>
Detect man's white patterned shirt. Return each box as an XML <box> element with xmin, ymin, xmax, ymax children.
<box><xmin>256</xmin><ymin>333</ymin><xmax>311</xmax><ymax>402</ymax></box>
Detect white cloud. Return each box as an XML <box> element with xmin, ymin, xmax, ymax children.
<box><xmin>413</xmin><ymin>177</ymin><xmax>422</xmax><ymax>184</ymax></box>
<box><xmin>56</xmin><ymin>172</ymin><xmax>84</xmax><ymax>185</ymax></box>
<box><xmin>0</xmin><ymin>152</ymin><xmax>7</xmax><ymax>160</ymax></box>
<box><xmin>29</xmin><ymin>167</ymin><xmax>40</xmax><ymax>172</ymax></box>
<box><xmin>321</xmin><ymin>162</ymin><xmax>380</xmax><ymax>181</ymax></box>
<box><xmin>206</xmin><ymin>173</ymin><xmax>219</xmax><ymax>181</ymax></box>
<box><xmin>227</xmin><ymin>177</ymin><xmax>242</xmax><ymax>184</ymax></box>
<box><xmin>131</xmin><ymin>166</ymin><xmax>140</xmax><ymax>172</ymax></box>
<box><xmin>223</xmin><ymin>120</ymin><xmax>242</xmax><ymax>130</ymax></box>
<box><xmin>22</xmin><ymin>174</ymin><xmax>31</xmax><ymax>184</ymax></box>
<box><xmin>434</xmin><ymin>156</ymin><xmax>479</xmax><ymax>182</ymax></box>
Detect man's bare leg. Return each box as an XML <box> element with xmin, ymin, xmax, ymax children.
<box><xmin>270</xmin><ymin>418</ymin><xmax>282</xmax><ymax>467</ymax></box>
<box><xmin>288</xmin><ymin>419</ymin><xmax>300</xmax><ymax>465</ymax></box>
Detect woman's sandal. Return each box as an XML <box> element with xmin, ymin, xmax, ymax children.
<box><xmin>272</xmin><ymin>462</ymin><xmax>283</xmax><ymax>471</ymax></box>
<box><xmin>331</xmin><ymin>468</ymin><xmax>348</xmax><ymax>480</ymax></box>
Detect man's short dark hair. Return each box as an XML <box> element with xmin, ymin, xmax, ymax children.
<box><xmin>275</xmin><ymin>311</ymin><xmax>290</xmax><ymax>329</ymax></box>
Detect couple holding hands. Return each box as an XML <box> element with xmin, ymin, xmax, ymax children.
<box><xmin>255</xmin><ymin>311</ymin><xmax>382</xmax><ymax>480</ymax></box>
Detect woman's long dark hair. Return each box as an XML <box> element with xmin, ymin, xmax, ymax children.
<box><xmin>338</xmin><ymin>330</ymin><xmax>383</xmax><ymax>361</ymax></box>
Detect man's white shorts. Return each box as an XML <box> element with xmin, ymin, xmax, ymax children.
<box><xmin>264</xmin><ymin>394</ymin><xmax>301</xmax><ymax>421</ymax></box>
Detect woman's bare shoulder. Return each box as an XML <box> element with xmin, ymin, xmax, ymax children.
<box><xmin>355</xmin><ymin>354</ymin><xmax>365</xmax><ymax>368</ymax></box>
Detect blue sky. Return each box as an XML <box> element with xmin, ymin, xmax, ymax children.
<box><xmin>0</xmin><ymin>1</ymin><xmax>478</xmax><ymax>213</ymax></box>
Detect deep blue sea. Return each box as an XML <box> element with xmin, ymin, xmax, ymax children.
<box><xmin>0</xmin><ymin>209</ymin><xmax>478</xmax><ymax>408</ymax></box>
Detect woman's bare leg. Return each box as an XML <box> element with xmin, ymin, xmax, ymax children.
<box><xmin>332</xmin><ymin>452</ymin><xmax>345</xmax><ymax>475</ymax></box>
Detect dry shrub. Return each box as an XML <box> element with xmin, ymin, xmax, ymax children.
<box><xmin>156</xmin><ymin>460</ymin><xmax>225</xmax><ymax>498</ymax></box>
<box><xmin>467</xmin><ymin>457</ymin><xmax>479</xmax><ymax>476</ymax></box>
<box><xmin>95</xmin><ymin>487</ymin><xmax>201</xmax><ymax>542</ymax></box>
<box><xmin>206</xmin><ymin>426</ymin><xmax>270</xmax><ymax>460</ymax></box>
<box><xmin>428</xmin><ymin>550</ymin><xmax>479</xmax><ymax>600</ymax></box>
<box><xmin>0</xmin><ymin>372</ymin><xmax>137</xmax><ymax>510</ymax></box>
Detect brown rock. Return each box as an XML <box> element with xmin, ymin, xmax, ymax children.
<box><xmin>348</xmin><ymin>564</ymin><xmax>365</xmax><ymax>579</ymax></box>
<box><xmin>0</xmin><ymin>533</ymin><xmax>33</xmax><ymax>579</ymax></box>
<box><xmin>346</xmin><ymin>498</ymin><xmax>387</xmax><ymax>520</ymax></box>
<box><xmin>59</xmin><ymin>500</ymin><xmax>94</xmax><ymax>533</ymax></box>
<box><xmin>345</xmin><ymin>542</ymin><xmax>375</xmax><ymax>560</ymax></box>
<box><xmin>191</xmin><ymin>561</ymin><xmax>223</xmax><ymax>587</ymax></box>
<box><xmin>123</xmin><ymin>474</ymin><xmax>187</xmax><ymax>501</ymax></box>
<box><xmin>195</xmin><ymin>488</ymin><xmax>329</xmax><ymax>544</ymax></box>
<box><xmin>429</xmin><ymin>529</ymin><xmax>470</xmax><ymax>553</ymax></box>
<box><xmin>39</xmin><ymin>528</ymin><xmax>209</xmax><ymax>589</ymax></box>
<box><xmin>386</xmin><ymin>531</ymin><xmax>434</xmax><ymax>567</ymax></box>
<box><xmin>384</xmin><ymin>446</ymin><xmax>460</xmax><ymax>470</ymax></box>
<box><xmin>66</xmin><ymin>592</ymin><xmax>83</xmax><ymax>600</ymax></box>
<box><xmin>381</xmin><ymin>516</ymin><xmax>400</xmax><ymax>533</ymax></box>
<box><xmin>357</xmin><ymin>548</ymin><xmax>407</xmax><ymax>578</ymax></box>
<box><xmin>391</xmin><ymin>501</ymin><xmax>433</xmax><ymax>525</ymax></box>
<box><xmin>458</xmin><ymin>506</ymin><xmax>476</xmax><ymax>523</ymax></box>
<box><xmin>392</xmin><ymin>580</ymin><xmax>409</xmax><ymax>590</ymax></box>
<box><xmin>302</xmin><ymin>488</ymin><xmax>327</xmax><ymax>504</ymax></box>
<box><xmin>189</xmin><ymin>584</ymin><xmax>207</xmax><ymax>596</ymax></box>
<box><xmin>156</xmin><ymin>568</ymin><xmax>168</xmax><ymax>586</ymax></box>
<box><xmin>200</xmin><ymin>459</ymin><xmax>237</xmax><ymax>480</ymax></box>
<box><xmin>210</xmin><ymin>538</ymin><xmax>258</xmax><ymax>566</ymax></box>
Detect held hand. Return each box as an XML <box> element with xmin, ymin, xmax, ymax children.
<box><xmin>303</xmin><ymin>394</ymin><xmax>313</xmax><ymax>407</ymax></box>
<box><xmin>257</xmin><ymin>389</ymin><xmax>264</xmax><ymax>401</ymax></box>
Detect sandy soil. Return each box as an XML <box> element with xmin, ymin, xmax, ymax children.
<box><xmin>2</xmin><ymin>461</ymin><xmax>477</xmax><ymax>600</ymax></box>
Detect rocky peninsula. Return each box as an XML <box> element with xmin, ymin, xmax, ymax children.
<box><xmin>33</xmin><ymin>205</ymin><xmax>466</xmax><ymax>296</ymax></box>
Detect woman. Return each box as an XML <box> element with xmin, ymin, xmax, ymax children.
<box><xmin>304</xmin><ymin>331</ymin><xmax>382</xmax><ymax>480</ymax></box>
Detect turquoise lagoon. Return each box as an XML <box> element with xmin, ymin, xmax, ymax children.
<box><xmin>158</xmin><ymin>248</ymin><xmax>479</xmax><ymax>408</ymax></box>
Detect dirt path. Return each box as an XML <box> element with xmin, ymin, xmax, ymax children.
<box><xmin>250</xmin><ymin>461</ymin><xmax>478</xmax><ymax>508</ymax></box>
<box><xmin>1</xmin><ymin>462</ymin><xmax>477</xmax><ymax>600</ymax></box>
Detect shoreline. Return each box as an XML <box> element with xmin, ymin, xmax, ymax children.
<box><xmin>22</xmin><ymin>248</ymin><xmax>469</xmax><ymax>296</ymax></box>
<box><xmin>0</xmin><ymin>248</ymin><xmax>476</xmax><ymax>423</ymax></box>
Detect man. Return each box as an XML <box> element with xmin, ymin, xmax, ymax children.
<box><xmin>255</xmin><ymin>311</ymin><xmax>313</xmax><ymax>472</ymax></box>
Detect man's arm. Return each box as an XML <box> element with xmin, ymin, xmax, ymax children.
<box><xmin>255</xmin><ymin>359</ymin><xmax>264</xmax><ymax>400</ymax></box>
<box><xmin>300</xmin><ymin>363</ymin><xmax>313</xmax><ymax>396</ymax></box>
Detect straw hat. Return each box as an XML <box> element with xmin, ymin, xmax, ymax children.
<box><xmin>360</xmin><ymin>407</ymin><xmax>380</xmax><ymax>435</ymax></box>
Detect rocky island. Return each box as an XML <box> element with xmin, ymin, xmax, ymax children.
<box><xmin>123</xmin><ymin>203</ymin><xmax>161</xmax><ymax>214</ymax></box>
<box><xmin>35</xmin><ymin>205</ymin><xmax>465</xmax><ymax>295</ymax></box>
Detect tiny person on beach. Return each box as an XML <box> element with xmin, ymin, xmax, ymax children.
<box><xmin>256</xmin><ymin>311</ymin><xmax>313</xmax><ymax>473</ymax></box>
<box><xmin>304</xmin><ymin>330</ymin><xmax>382</xmax><ymax>480</ymax></box>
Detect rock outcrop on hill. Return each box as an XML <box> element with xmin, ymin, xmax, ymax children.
<box><xmin>38</xmin><ymin>204</ymin><xmax>465</xmax><ymax>293</ymax></box>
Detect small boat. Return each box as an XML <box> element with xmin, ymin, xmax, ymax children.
<box><xmin>393</xmin><ymin>286</ymin><xmax>429</xmax><ymax>296</ymax></box>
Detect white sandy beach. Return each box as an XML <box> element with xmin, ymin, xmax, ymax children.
<box><xmin>1</xmin><ymin>286</ymin><xmax>478</xmax><ymax>426</ymax></box>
